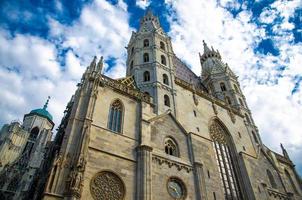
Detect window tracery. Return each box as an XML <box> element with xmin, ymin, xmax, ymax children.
<box><xmin>165</xmin><ymin>138</ymin><xmax>178</xmax><ymax>157</ymax></box>
<box><xmin>210</xmin><ymin>120</ymin><xmax>241</xmax><ymax>199</ymax></box>
<box><xmin>108</xmin><ymin>100</ymin><xmax>123</xmax><ymax>133</ymax></box>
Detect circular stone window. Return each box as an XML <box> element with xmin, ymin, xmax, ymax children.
<box><xmin>167</xmin><ymin>177</ymin><xmax>186</xmax><ymax>199</ymax></box>
<box><xmin>90</xmin><ymin>171</ymin><xmax>125</xmax><ymax>200</ymax></box>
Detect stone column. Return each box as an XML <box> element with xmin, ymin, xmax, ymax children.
<box><xmin>136</xmin><ymin>145</ymin><xmax>152</xmax><ymax>200</ymax></box>
<box><xmin>194</xmin><ymin>162</ymin><xmax>208</xmax><ymax>200</ymax></box>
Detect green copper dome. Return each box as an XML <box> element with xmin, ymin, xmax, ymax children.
<box><xmin>29</xmin><ymin>96</ymin><xmax>53</xmax><ymax>121</ymax></box>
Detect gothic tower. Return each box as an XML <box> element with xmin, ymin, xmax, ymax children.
<box><xmin>0</xmin><ymin>97</ymin><xmax>54</xmax><ymax>199</ymax></box>
<box><xmin>126</xmin><ymin>11</ymin><xmax>176</xmax><ymax>115</ymax></box>
<box><xmin>199</xmin><ymin>41</ymin><xmax>261</xmax><ymax>147</ymax></box>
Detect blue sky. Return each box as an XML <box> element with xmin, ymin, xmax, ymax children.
<box><xmin>0</xmin><ymin>0</ymin><xmax>301</xmax><ymax>176</ymax></box>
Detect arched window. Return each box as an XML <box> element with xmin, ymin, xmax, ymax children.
<box><xmin>267</xmin><ymin>169</ymin><xmax>277</xmax><ymax>189</ymax></box>
<box><xmin>163</xmin><ymin>74</ymin><xmax>169</xmax><ymax>85</ymax></box>
<box><xmin>108</xmin><ymin>100</ymin><xmax>123</xmax><ymax>133</ymax></box>
<box><xmin>252</xmin><ymin>131</ymin><xmax>259</xmax><ymax>144</ymax></box>
<box><xmin>143</xmin><ymin>39</ymin><xmax>149</xmax><ymax>47</ymax></box>
<box><xmin>143</xmin><ymin>53</ymin><xmax>149</xmax><ymax>62</ymax></box>
<box><xmin>165</xmin><ymin>138</ymin><xmax>178</xmax><ymax>157</ymax></box>
<box><xmin>143</xmin><ymin>71</ymin><xmax>150</xmax><ymax>82</ymax></box>
<box><xmin>161</xmin><ymin>55</ymin><xmax>166</xmax><ymax>65</ymax></box>
<box><xmin>285</xmin><ymin>169</ymin><xmax>298</xmax><ymax>193</ymax></box>
<box><xmin>131</xmin><ymin>47</ymin><xmax>134</xmax><ymax>55</ymax></box>
<box><xmin>130</xmin><ymin>61</ymin><xmax>134</xmax><ymax>70</ymax></box>
<box><xmin>164</xmin><ymin>95</ymin><xmax>170</xmax><ymax>107</ymax></box>
<box><xmin>220</xmin><ymin>82</ymin><xmax>227</xmax><ymax>91</ymax></box>
<box><xmin>225</xmin><ymin>96</ymin><xmax>232</xmax><ymax>105</ymax></box>
<box><xmin>160</xmin><ymin>41</ymin><xmax>165</xmax><ymax>50</ymax></box>
<box><xmin>239</xmin><ymin>98</ymin><xmax>244</xmax><ymax>106</ymax></box>
<box><xmin>210</xmin><ymin>120</ymin><xmax>242</xmax><ymax>199</ymax></box>
<box><xmin>245</xmin><ymin>113</ymin><xmax>251</xmax><ymax>123</ymax></box>
<box><xmin>29</xmin><ymin>127</ymin><xmax>39</xmax><ymax>140</ymax></box>
<box><xmin>234</xmin><ymin>84</ymin><xmax>239</xmax><ymax>93</ymax></box>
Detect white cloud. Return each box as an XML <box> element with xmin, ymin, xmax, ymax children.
<box><xmin>165</xmin><ymin>0</ymin><xmax>302</xmax><ymax>171</ymax></box>
<box><xmin>136</xmin><ymin>0</ymin><xmax>151</xmax><ymax>10</ymax></box>
<box><xmin>0</xmin><ymin>0</ymin><xmax>132</xmax><ymax>129</ymax></box>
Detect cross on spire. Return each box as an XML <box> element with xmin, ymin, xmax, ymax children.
<box><xmin>43</xmin><ymin>96</ymin><xmax>51</xmax><ymax>110</ymax></box>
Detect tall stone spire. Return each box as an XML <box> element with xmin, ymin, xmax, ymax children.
<box><xmin>281</xmin><ymin>143</ymin><xmax>290</xmax><ymax>160</ymax></box>
<box><xmin>97</xmin><ymin>56</ymin><xmax>104</xmax><ymax>74</ymax></box>
<box><xmin>203</xmin><ymin>40</ymin><xmax>211</xmax><ymax>53</ymax></box>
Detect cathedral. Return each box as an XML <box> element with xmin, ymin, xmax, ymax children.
<box><xmin>0</xmin><ymin>11</ymin><xmax>301</xmax><ymax>200</ymax></box>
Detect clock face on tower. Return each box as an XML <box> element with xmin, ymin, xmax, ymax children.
<box><xmin>167</xmin><ymin>178</ymin><xmax>186</xmax><ymax>199</ymax></box>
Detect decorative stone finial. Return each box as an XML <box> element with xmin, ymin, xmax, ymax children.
<box><xmin>280</xmin><ymin>143</ymin><xmax>290</xmax><ymax>160</ymax></box>
<box><xmin>97</xmin><ymin>56</ymin><xmax>104</xmax><ymax>73</ymax></box>
<box><xmin>43</xmin><ymin>96</ymin><xmax>51</xmax><ymax>110</ymax></box>
<box><xmin>203</xmin><ymin>40</ymin><xmax>211</xmax><ymax>53</ymax></box>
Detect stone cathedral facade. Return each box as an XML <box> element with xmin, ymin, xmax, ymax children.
<box><xmin>0</xmin><ymin>11</ymin><xmax>301</xmax><ymax>200</ymax></box>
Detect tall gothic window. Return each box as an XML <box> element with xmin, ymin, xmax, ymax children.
<box><xmin>163</xmin><ymin>74</ymin><xmax>169</xmax><ymax>85</ymax></box>
<box><xmin>160</xmin><ymin>41</ymin><xmax>165</xmax><ymax>50</ymax></box>
<box><xmin>130</xmin><ymin>61</ymin><xmax>134</xmax><ymax>71</ymax></box>
<box><xmin>266</xmin><ymin>169</ymin><xmax>277</xmax><ymax>189</ymax></box>
<box><xmin>161</xmin><ymin>55</ymin><xmax>166</xmax><ymax>65</ymax></box>
<box><xmin>165</xmin><ymin>138</ymin><xmax>178</xmax><ymax>157</ymax></box>
<box><xmin>164</xmin><ymin>95</ymin><xmax>170</xmax><ymax>107</ymax></box>
<box><xmin>220</xmin><ymin>82</ymin><xmax>227</xmax><ymax>91</ymax></box>
<box><xmin>144</xmin><ymin>71</ymin><xmax>150</xmax><ymax>82</ymax></box>
<box><xmin>108</xmin><ymin>100</ymin><xmax>123</xmax><ymax>133</ymax></box>
<box><xmin>143</xmin><ymin>53</ymin><xmax>149</xmax><ymax>62</ymax></box>
<box><xmin>131</xmin><ymin>47</ymin><xmax>134</xmax><ymax>55</ymax></box>
<box><xmin>143</xmin><ymin>39</ymin><xmax>149</xmax><ymax>47</ymax></box>
<box><xmin>252</xmin><ymin>131</ymin><xmax>259</xmax><ymax>144</ymax></box>
<box><xmin>210</xmin><ymin>120</ymin><xmax>242</xmax><ymax>199</ymax></box>
<box><xmin>285</xmin><ymin>169</ymin><xmax>298</xmax><ymax>193</ymax></box>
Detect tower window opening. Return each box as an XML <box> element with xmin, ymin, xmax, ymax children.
<box><xmin>160</xmin><ymin>41</ymin><xmax>165</xmax><ymax>50</ymax></box>
<box><xmin>108</xmin><ymin>100</ymin><xmax>123</xmax><ymax>133</ymax></box>
<box><xmin>225</xmin><ymin>96</ymin><xmax>232</xmax><ymax>105</ymax></box>
<box><xmin>245</xmin><ymin>113</ymin><xmax>251</xmax><ymax>123</ymax></box>
<box><xmin>143</xmin><ymin>71</ymin><xmax>150</xmax><ymax>82</ymax></box>
<box><xmin>143</xmin><ymin>53</ymin><xmax>149</xmax><ymax>62</ymax></box>
<box><xmin>163</xmin><ymin>74</ymin><xmax>169</xmax><ymax>85</ymax></box>
<box><xmin>131</xmin><ymin>47</ymin><xmax>134</xmax><ymax>55</ymax></box>
<box><xmin>29</xmin><ymin>127</ymin><xmax>39</xmax><ymax>140</ymax></box>
<box><xmin>193</xmin><ymin>110</ymin><xmax>197</xmax><ymax>117</ymax></box>
<box><xmin>239</xmin><ymin>98</ymin><xmax>244</xmax><ymax>106</ymax></box>
<box><xmin>220</xmin><ymin>82</ymin><xmax>227</xmax><ymax>91</ymax></box>
<box><xmin>234</xmin><ymin>84</ymin><xmax>239</xmax><ymax>93</ymax></box>
<box><xmin>164</xmin><ymin>95</ymin><xmax>170</xmax><ymax>107</ymax></box>
<box><xmin>130</xmin><ymin>61</ymin><xmax>134</xmax><ymax>70</ymax></box>
<box><xmin>164</xmin><ymin>138</ymin><xmax>178</xmax><ymax>157</ymax></box>
<box><xmin>161</xmin><ymin>55</ymin><xmax>166</xmax><ymax>65</ymax></box>
<box><xmin>143</xmin><ymin>39</ymin><xmax>149</xmax><ymax>47</ymax></box>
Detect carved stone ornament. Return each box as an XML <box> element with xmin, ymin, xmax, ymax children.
<box><xmin>227</xmin><ymin>108</ymin><xmax>236</xmax><ymax>124</ymax></box>
<box><xmin>90</xmin><ymin>171</ymin><xmax>125</xmax><ymax>200</ymax></box>
<box><xmin>209</xmin><ymin>122</ymin><xmax>226</xmax><ymax>144</ymax></box>
<box><xmin>152</xmin><ymin>155</ymin><xmax>193</xmax><ymax>173</ymax></box>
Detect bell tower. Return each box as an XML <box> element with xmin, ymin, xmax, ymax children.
<box><xmin>200</xmin><ymin>41</ymin><xmax>261</xmax><ymax>145</ymax></box>
<box><xmin>126</xmin><ymin>11</ymin><xmax>177</xmax><ymax>115</ymax></box>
